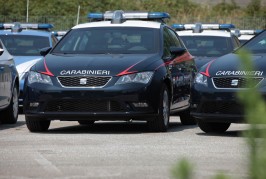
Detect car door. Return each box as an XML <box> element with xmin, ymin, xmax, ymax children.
<box><xmin>0</xmin><ymin>42</ymin><xmax>13</xmax><ymax>108</ymax></box>
<box><xmin>163</xmin><ymin>27</ymin><xmax>195</xmax><ymax>111</ymax></box>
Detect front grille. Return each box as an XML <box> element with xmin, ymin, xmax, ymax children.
<box><xmin>57</xmin><ymin>76</ymin><xmax>111</xmax><ymax>87</ymax></box>
<box><xmin>200</xmin><ymin>101</ymin><xmax>244</xmax><ymax>115</ymax></box>
<box><xmin>45</xmin><ymin>100</ymin><xmax>122</xmax><ymax>112</ymax></box>
<box><xmin>212</xmin><ymin>77</ymin><xmax>263</xmax><ymax>88</ymax></box>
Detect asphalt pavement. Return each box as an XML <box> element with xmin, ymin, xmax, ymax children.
<box><xmin>0</xmin><ymin>115</ymin><xmax>249</xmax><ymax>179</ymax></box>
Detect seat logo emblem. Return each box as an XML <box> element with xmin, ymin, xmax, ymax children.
<box><xmin>231</xmin><ymin>79</ymin><xmax>239</xmax><ymax>86</ymax></box>
<box><xmin>80</xmin><ymin>78</ymin><xmax>87</xmax><ymax>85</ymax></box>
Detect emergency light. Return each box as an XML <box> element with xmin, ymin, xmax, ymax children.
<box><xmin>0</xmin><ymin>23</ymin><xmax>54</xmax><ymax>30</ymax></box>
<box><xmin>88</xmin><ymin>11</ymin><xmax>170</xmax><ymax>23</ymax></box>
<box><xmin>172</xmin><ymin>23</ymin><xmax>235</xmax><ymax>31</ymax></box>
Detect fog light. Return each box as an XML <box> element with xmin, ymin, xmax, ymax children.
<box><xmin>30</xmin><ymin>102</ymin><xmax>39</xmax><ymax>107</ymax></box>
<box><xmin>132</xmin><ymin>102</ymin><xmax>149</xmax><ymax>108</ymax></box>
<box><xmin>191</xmin><ymin>104</ymin><xmax>198</xmax><ymax>108</ymax></box>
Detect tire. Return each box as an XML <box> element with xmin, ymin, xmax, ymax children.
<box><xmin>25</xmin><ymin>116</ymin><xmax>51</xmax><ymax>132</ymax></box>
<box><xmin>78</xmin><ymin>120</ymin><xmax>95</xmax><ymax>125</ymax></box>
<box><xmin>148</xmin><ymin>85</ymin><xmax>170</xmax><ymax>132</ymax></box>
<box><xmin>1</xmin><ymin>85</ymin><xmax>19</xmax><ymax>124</ymax></box>
<box><xmin>197</xmin><ymin>119</ymin><xmax>231</xmax><ymax>133</ymax></box>
<box><xmin>179</xmin><ymin>108</ymin><xmax>196</xmax><ymax>125</ymax></box>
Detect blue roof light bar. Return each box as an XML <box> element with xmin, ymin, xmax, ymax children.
<box><xmin>52</xmin><ymin>30</ymin><xmax>67</xmax><ymax>36</ymax></box>
<box><xmin>87</xmin><ymin>13</ymin><xmax>104</xmax><ymax>20</ymax></box>
<box><xmin>239</xmin><ymin>29</ymin><xmax>263</xmax><ymax>35</ymax></box>
<box><xmin>0</xmin><ymin>23</ymin><xmax>53</xmax><ymax>30</ymax></box>
<box><xmin>88</xmin><ymin>11</ymin><xmax>170</xmax><ymax>22</ymax></box>
<box><xmin>37</xmin><ymin>23</ymin><xmax>54</xmax><ymax>29</ymax></box>
<box><xmin>147</xmin><ymin>12</ymin><xmax>170</xmax><ymax>19</ymax></box>
<box><xmin>172</xmin><ymin>23</ymin><xmax>235</xmax><ymax>31</ymax></box>
<box><xmin>219</xmin><ymin>24</ymin><xmax>235</xmax><ymax>29</ymax></box>
<box><xmin>172</xmin><ymin>24</ymin><xmax>185</xmax><ymax>30</ymax></box>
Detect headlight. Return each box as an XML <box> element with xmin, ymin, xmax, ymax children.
<box><xmin>27</xmin><ymin>71</ymin><xmax>53</xmax><ymax>85</ymax></box>
<box><xmin>195</xmin><ymin>73</ymin><xmax>208</xmax><ymax>86</ymax></box>
<box><xmin>115</xmin><ymin>71</ymin><xmax>154</xmax><ymax>85</ymax></box>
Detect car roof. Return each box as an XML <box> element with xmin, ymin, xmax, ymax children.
<box><xmin>238</xmin><ymin>34</ymin><xmax>254</xmax><ymax>40</ymax></box>
<box><xmin>0</xmin><ymin>29</ymin><xmax>52</xmax><ymax>37</ymax></box>
<box><xmin>177</xmin><ymin>30</ymin><xmax>232</xmax><ymax>37</ymax></box>
<box><xmin>72</xmin><ymin>20</ymin><xmax>162</xmax><ymax>29</ymax></box>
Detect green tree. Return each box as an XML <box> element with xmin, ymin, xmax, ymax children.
<box><xmin>245</xmin><ymin>0</ymin><xmax>262</xmax><ymax>17</ymax></box>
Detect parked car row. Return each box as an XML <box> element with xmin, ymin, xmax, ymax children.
<box><xmin>0</xmin><ymin>11</ymin><xmax>264</xmax><ymax>134</ymax></box>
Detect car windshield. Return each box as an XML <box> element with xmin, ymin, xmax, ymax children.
<box><xmin>242</xmin><ymin>31</ymin><xmax>266</xmax><ymax>53</ymax></box>
<box><xmin>180</xmin><ymin>36</ymin><xmax>232</xmax><ymax>57</ymax></box>
<box><xmin>0</xmin><ymin>35</ymin><xmax>50</xmax><ymax>56</ymax></box>
<box><xmin>239</xmin><ymin>39</ymin><xmax>249</xmax><ymax>45</ymax></box>
<box><xmin>52</xmin><ymin>27</ymin><xmax>159</xmax><ymax>54</ymax></box>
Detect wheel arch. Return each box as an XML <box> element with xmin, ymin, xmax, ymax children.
<box><xmin>163</xmin><ymin>77</ymin><xmax>172</xmax><ymax>103</ymax></box>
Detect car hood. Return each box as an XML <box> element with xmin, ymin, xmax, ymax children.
<box><xmin>14</xmin><ymin>56</ymin><xmax>42</xmax><ymax>79</ymax></box>
<box><xmin>194</xmin><ymin>56</ymin><xmax>216</xmax><ymax>69</ymax></box>
<box><xmin>200</xmin><ymin>53</ymin><xmax>266</xmax><ymax>77</ymax></box>
<box><xmin>33</xmin><ymin>53</ymin><xmax>161</xmax><ymax>77</ymax></box>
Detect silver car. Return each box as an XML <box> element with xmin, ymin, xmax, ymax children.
<box><xmin>0</xmin><ymin>39</ymin><xmax>19</xmax><ymax>124</ymax></box>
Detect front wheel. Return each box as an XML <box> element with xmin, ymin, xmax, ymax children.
<box><xmin>25</xmin><ymin>116</ymin><xmax>51</xmax><ymax>132</ymax></box>
<box><xmin>1</xmin><ymin>85</ymin><xmax>19</xmax><ymax>124</ymax></box>
<box><xmin>148</xmin><ymin>85</ymin><xmax>170</xmax><ymax>132</ymax></box>
<box><xmin>197</xmin><ymin>119</ymin><xmax>231</xmax><ymax>133</ymax></box>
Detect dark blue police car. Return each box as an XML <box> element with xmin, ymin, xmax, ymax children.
<box><xmin>23</xmin><ymin>11</ymin><xmax>196</xmax><ymax>132</ymax></box>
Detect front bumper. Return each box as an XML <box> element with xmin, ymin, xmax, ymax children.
<box><xmin>190</xmin><ymin>84</ymin><xmax>246</xmax><ymax>123</ymax></box>
<box><xmin>23</xmin><ymin>81</ymin><xmax>161</xmax><ymax>121</ymax></box>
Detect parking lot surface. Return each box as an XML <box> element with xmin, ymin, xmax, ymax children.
<box><xmin>0</xmin><ymin>115</ymin><xmax>249</xmax><ymax>179</ymax></box>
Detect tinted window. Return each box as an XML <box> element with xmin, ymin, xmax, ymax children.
<box><xmin>0</xmin><ymin>35</ymin><xmax>50</xmax><ymax>56</ymax></box>
<box><xmin>52</xmin><ymin>27</ymin><xmax>159</xmax><ymax>54</ymax></box>
<box><xmin>166</xmin><ymin>28</ymin><xmax>183</xmax><ymax>48</ymax></box>
<box><xmin>243</xmin><ymin>31</ymin><xmax>266</xmax><ymax>53</ymax></box>
<box><xmin>180</xmin><ymin>36</ymin><xmax>233</xmax><ymax>57</ymax></box>
<box><xmin>163</xmin><ymin>28</ymin><xmax>172</xmax><ymax>58</ymax></box>
<box><xmin>232</xmin><ymin>36</ymin><xmax>240</xmax><ymax>48</ymax></box>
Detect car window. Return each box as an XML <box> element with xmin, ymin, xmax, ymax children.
<box><xmin>180</xmin><ymin>36</ymin><xmax>232</xmax><ymax>57</ymax></box>
<box><xmin>51</xmin><ymin>35</ymin><xmax>58</xmax><ymax>46</ymax></box>
<box><xmin>163</xmin><ymin>28</ymin><xmax>172</xmax><ymax>58</ymax></box>
<box><xmin>232</xmin><ymin>36</ymin><xmax>240</xmax><ymax>48</ymax></box>
<box><xmin>0</xmin><ymin>35</ymin><xmax>50</xmax><ymax>56</ymax></box>
<box><xmin>166</xmin><ymin>28</ymin><xmax>183</xmax><ymax>48</ymax></box>
<box><xmin>243</xmin><ymin>31</ymin><xmax>266</xmax><ymax>53</ymax></box>
<box><xmin>52</xmin><ymin>27</ymin><xmax>160</xmax><ymax>54</ymax></box>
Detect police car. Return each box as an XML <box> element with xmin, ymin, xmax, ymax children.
<box><xmin>172</xmin><ymin>23</ymin><xmax>241</xmax><ymax>69</ymax></box>
<box><xmin>0</xmin><ymin>39</ymin><xmax>19</xmax><ymax>124</ymax></box>
<box><xmin>231</xmin><ymin>29</ymin><xmax>262</xmax><ymax>44</ymax></box>
<box><xmin>0</xmin><ymin>23</ymin><xmax>58</xmax><ymax>107</ymax></box>
<box><xmin>23</xmin><ymin>10</ymin><xmax>196</xmax><ymax>132</ymax></box>
<box><xmin>190</xmin><ymin>30</ymin><xmax>266</xmax><ymax>133</ymax></box>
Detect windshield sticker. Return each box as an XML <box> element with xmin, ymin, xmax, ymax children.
<box><xmin>216</xmin><ymin>71</ymin><xmax>263</xmax><ymax>76</ymax></box>
<box><xmin>60</xmin><ymin>70</ymin><xmax>110</xmax><ymax>76</ymax></box>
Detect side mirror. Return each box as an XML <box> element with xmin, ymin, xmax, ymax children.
<box><xmin>170</xmin><ymin>47</ymin><xmax>187</xmax><ymax>56</ymax></box>
<box><xmin>0</xmin><ymin>48</ymin><xmax>4</xmax><ymax>56</ymax></box>
<box><xmin>40</xmin><ymin>47</ymin><xmax>52</xmax><ymax>56</ymax></box>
